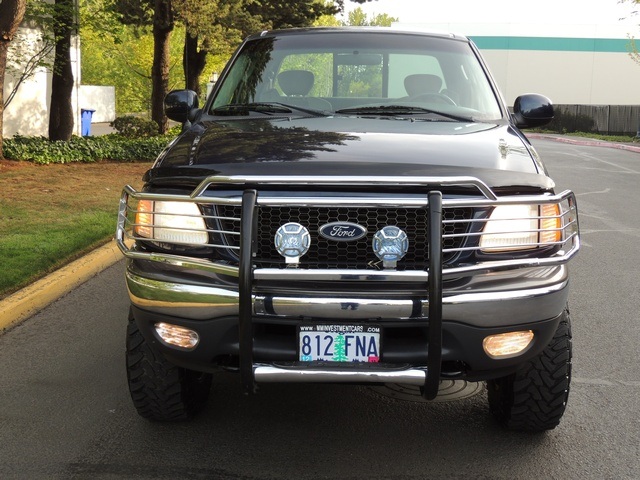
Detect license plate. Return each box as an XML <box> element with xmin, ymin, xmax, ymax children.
<box><xmin>298</xmin><ymin>325</ymin><xmax>381</xmax><ymax>363</ymax></box>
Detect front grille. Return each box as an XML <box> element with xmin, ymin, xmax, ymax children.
<box><xmin>214</xmin><ymin>205</ymin><xmax>473</xmax><ymax>269</ymax></box>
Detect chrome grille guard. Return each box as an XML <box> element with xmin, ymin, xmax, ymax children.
<box><xmin>116</xmin><ymin>175</ymin><xmax>580</xmax><ymax>281</ymax></box>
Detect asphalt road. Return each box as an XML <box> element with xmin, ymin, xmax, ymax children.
<box><xmin>1</xmin><ymin>138</ymin><xmax>639</xmax><ymax>479</ymax></box>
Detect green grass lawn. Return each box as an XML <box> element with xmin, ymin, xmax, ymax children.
<box><xmin>0</xmin><ymin>161</ymin><xmax>151</xmax><ymax>298</ymax></box>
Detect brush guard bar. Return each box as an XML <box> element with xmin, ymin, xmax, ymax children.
<box><xmin>116</xmin><ymin>175</ymin><xmax>580</xmax><ymax>400</ymax></box>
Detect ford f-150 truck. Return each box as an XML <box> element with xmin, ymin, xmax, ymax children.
<box><xmin>117</xmin><ymin>27</ymin><xmax>580</xmax><ymax>431</ymax></box>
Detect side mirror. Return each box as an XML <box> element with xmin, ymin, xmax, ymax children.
<box><xmin>513</xmin><ymin>94</ymin><xmax>554</xmax><ymax>129</ymax></box>
<box><xmin>165</xmin><ymin>90</ymin><xmax>199</xmax><ymax>123</ymax></box>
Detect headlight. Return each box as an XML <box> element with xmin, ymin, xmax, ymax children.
<box><xmin>134</xmin><ymin>200</ymin><xmax>208</xmax><ymax>245</ymax></box>
<box><xmin>480</xmin><ymin>203</ymin><xmax>561</xmax><ymax>253</ymax></box>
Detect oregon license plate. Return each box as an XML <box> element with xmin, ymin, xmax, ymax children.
<box><xmin>298</xmin><ymin>325</ymin><xmax>381</xmax><ymax>362</ymax></box>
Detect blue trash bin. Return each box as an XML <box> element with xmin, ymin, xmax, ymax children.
<box><xmin>81</xmin><ymin>109</ymin><xmax>95</xmax><ymax>136</ymax></box>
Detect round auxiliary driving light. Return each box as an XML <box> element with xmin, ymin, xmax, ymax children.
<box><xmin>372</xmin><ymin>226</ymin><xmax>409</xmax><ymax>269</ymax></box>
<box><xmin>274</xmin><ymin>222</ymin><xmax>311</xmax><ymax>263</ymax></box>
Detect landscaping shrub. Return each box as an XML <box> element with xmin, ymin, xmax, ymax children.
<box><xmin>110</xmin><ymin>116</ymin><xmax>160</xmax><ymax>138</ymax></box>
<box><xmin>3</xmin><ymin>134</ymin><xmax>174</xmax><ymax>164</ymax></box>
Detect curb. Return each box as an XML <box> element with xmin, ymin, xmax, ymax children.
<box><xmin>528</xmin><ymin>133</ymin><xmax>640</xmax><ymax>153</ymax></box>
<box><xmin>0</xmin><ymin>240</ymin><xmax>123</xmax><ymax>333</ymax></box>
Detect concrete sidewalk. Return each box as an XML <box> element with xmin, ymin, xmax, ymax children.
<box><xmin>87</xmin><ymin>122</ymin><xmax>116</xmax><ymax>136</ymax></box>
<box><xmin>1</xmin><ymin>134</ymin><xmax>638</xmax><ymax>334</ymax></box>
<box><xmin>527</xmin><ymin>133</ymin><xmax>640</xmax><ymax>154</ymax></box>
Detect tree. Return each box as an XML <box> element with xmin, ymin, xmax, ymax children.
<box><xmin>101</xmin><ymin>0</ymin><xmax>377</xmax><ymax>133</ymax></box>
<box><xmin>150</xmin><ymin>0</ymin><xmax>174</xmax><ymax>133</ymax></box>
<box><xmin>0</xmin><ymin>0</ymin><xmax>27</xmax><ymax>159</ymax></box>
<box><xmin>175</xmin><ymin>0</ymin><xmax>340</xmax><ymax>97</ymax></box>
<box><xmin>111</xmin><ymin>0</ymin><xmax>175</xmax><ymax>133</ymax></box>
<box><xmin>180</xmin><ymin>1</ymin><xmax>378</xmax><ymax>95</ymax></box>
<box><xmin>49</xmin><ymin>0</ymin><xmax>76</xmax><ymax>141</ymax></box>
<box><xmin>622</xmin><ymin>0</ymin><xmax>640</xmax><ymax>65</ymax></box>
<box><xmin>246</xmin><ymin>0</ymin><xmax>340</xmax><ymax>30</ymax></box>
<box><xmin>342</xmin><ymin>6</ymin><xmax>396</xmax><ymax>27</ymax></box>
<box><xmin>81</xmin><ymin>0</ymin><xmax>186</xmax><ymax>115</ymax></box>
<box><xmin>173</xmin><ymin>0</ymin><xmax>256</xmax><ymax>95</ymax></box>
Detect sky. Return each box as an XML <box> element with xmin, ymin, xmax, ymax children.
<box><xmin>341</xmin><ymin>0</ymin><xmax>639</xmax><ymax>26</ymax></box>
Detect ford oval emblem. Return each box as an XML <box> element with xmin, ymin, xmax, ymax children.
<box><xmin>319</xmin><ymin>222</ymin><xmax>368</xmax><ymax>242</ymax></box>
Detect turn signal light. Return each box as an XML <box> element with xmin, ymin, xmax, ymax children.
<box><xmin>483</xmin><ymin>331</ymin><xmax>534</xmax><ymax>359</ymax></box>
<box><xmin>539</xmin><ymin>203</ymin><xmax>562</xmax><ymax>244</ymax></box>
<box><xmin>154</xmin><ymin>322</ymin><xmax>200</xmax><ymax>350</ymax></box>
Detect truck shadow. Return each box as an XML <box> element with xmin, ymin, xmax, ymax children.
<box><xmin>96</xmin><ymin>372</ymin><xmax>554</xmax><ymax>479</ymax></box>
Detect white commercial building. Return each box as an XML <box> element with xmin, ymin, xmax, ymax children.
<box><xmin>396</xmin><ymin>22</ymin><xmax>640</xmax><ymax>106</ymax></box>
<box><xmin>395</xmin><ymin>21</ymin><xmax>640</xmax><ymax>134</ymax></box>
<box><xmin>3</xmin><ymin>25</ymin><xmax>115</xmax><ymax>138</ymax></box>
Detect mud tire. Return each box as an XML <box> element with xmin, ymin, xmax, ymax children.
<box><xmin>126</xmin><ymin>310</ymin><xmax>212</xmax><ymax>421</ymax></box>
<box><xmin>487</xmin><ymin>307</ymin><xmax>572</xmax><ymax>431</ymax></box>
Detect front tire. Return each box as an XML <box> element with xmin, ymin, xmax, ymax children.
<box><xmin>126</xmin><ymin>309</ymin><xmax>212</xmax><ymax>421</ymax></box>
<box><xmin>487</xmin><ymin>307</ymin><xmax>572</xmax><ymax>431</ymax></box>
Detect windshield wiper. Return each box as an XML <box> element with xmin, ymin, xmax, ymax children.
<box><xmin>335</xmin><ymin>105</ymin><xmax>474</xmax><ymax>122</ymax></box>
<box><xmin>213</xmin><ymin>102</ymin><xmax>328</xmax><ymax>117</ymax></box>
<box><xmin>212</xmin><ymin>102</ymin><xmax>294</xmax><ymax>115</ymax></box>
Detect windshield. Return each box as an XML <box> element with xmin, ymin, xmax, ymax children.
<box><xmin>209</xmin><ymin>30</ymin><xmax>503</xmax><ymax>122</ymax></box>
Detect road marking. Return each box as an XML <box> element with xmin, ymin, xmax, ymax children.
<box><xmin>576</xmin><ymin>188</ymin><xmax>610</xmax><ymax>196</ymax></box>
<box><xmin>577</xmin><ymin>152</ymin><xmax>640</xmax><ymax>174</ymax></box>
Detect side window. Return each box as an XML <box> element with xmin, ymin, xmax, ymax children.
<box><xmin>388</xmin><ymin>54</ymin><xmax>445</xmax><ymax>98</ymax></box>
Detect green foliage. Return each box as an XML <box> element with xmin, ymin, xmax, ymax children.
<box><xmin>77</xmin><ymin>0</ymin><xmax>396</xmax><ymax>119</ymax></box>
<box><xmin>344</xmin><ymin>7</ymin><xmax>397</xmax><ymax>26</ymax></box>
<box><xmin>80</xmin><ymin>5</ymin><xmax>186</xmax><ymax>115</ymax></box>
<box><xmin>110</xmin><ymin>115</ymin><xmax>159</xmax><ymax>137</ymax></box>
<box><xmin>3</xmin><ymin>134</ymin><xmax>173</xmax><ymax>164</ymax></box>
<box><xmin>247</xmin><ymin>0</ymin><xmax>340</xmax><ymax>30</ymax></box>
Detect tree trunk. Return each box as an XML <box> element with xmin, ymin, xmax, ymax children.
<box><xmin>0</xmin><ymin>0</ymin><xmax>27</xmax><ymax>159</ymax></box>
<box><xmin>183</xmin><ymin>31</ymin><xmax>207</xmax><ymax>96</ymax></box>
<box><xmin>48</xmin><ymin>0</ymin><xmax>75</xmax><ymax>141</ymax></box>
<box><xmin>0</xmin><ymin>41</ymin><xmax>9</xmax><ymax>159</ymax></box>
<box><xmin>151</xmin><ymin>0</ymin><xmax>174</xmax><ymax>134</ymax></box>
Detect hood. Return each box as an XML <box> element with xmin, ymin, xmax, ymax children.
<box><xmin>148</xmin><ymin>116</ymin><xmax>553</xmax><ymax>192</ymax></box>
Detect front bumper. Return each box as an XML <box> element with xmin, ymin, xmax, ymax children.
<box><xmin>125</xmin><ymin>249</ymin><xmax>570</xmax><ymax>393</ymax></box>
<box><xmin>126</xmin><ymin>264</ymin><xmax>570</xmax><ymax>328</ymax></box>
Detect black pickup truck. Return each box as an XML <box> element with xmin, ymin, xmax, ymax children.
<box><xmin>117</xmin><ymin>27</ymin><xmax>580</xmax><ymax>431</ymax></box>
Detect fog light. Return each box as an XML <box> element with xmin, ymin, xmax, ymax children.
<box><xmin>154</xmin><ymin>322</ymin><xmax>200</xmax><ymax>350</ymax></box>
<box><xmin>483</xmin><ymin>331</ymin><xmax>534</xmax><ymax>359</ymax></box>
<box><xmin>372</xmin><ymin>226</ymin><xmax>409</xmax><ymax>269</ymax></box>
<box><xmin>274</xmin><ymin>222</ymin><xmax>311</xmax><ymax>264</ymax></box>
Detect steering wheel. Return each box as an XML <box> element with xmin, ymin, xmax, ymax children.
<box><xmin>407</xmin><ymin>92</ymin><xmax>457</xmax><ymax>106</ymax></box>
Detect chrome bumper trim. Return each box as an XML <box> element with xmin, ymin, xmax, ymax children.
<box><xmin>253</xmin><ymin>365</ymin><xmax>428</xmax><ymax>385</ymax></box>
<box><xmin>442</xmin><ymin>277</ymin><xmax>569</xmax><ymax>327</ymax></box>
<box><xmin>126</xmin><ymin>268</ymin><xmax>569</xmax><ymax>327</ymax></box>
<box><xmin>125</xmin><ymin>270</ymin><xmax>239</xmax><ymax>320</ymax></box>
<box><xmin>255</xmin><ymin>295</ymin><xmax>419</xmax><ymax>319</ymax></box>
